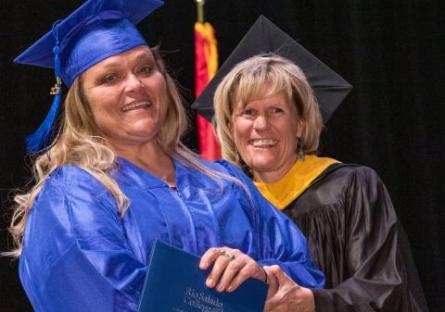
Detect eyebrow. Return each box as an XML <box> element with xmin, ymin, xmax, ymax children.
<box><xmin>99</xmin><ymin>52</ymin><xmax>155</xmax><ymax>69</ymax></box>
<box><xmin>134</xmin><ymin>52</ymin><xmax>154</xmax><ymax>62</ymax></box>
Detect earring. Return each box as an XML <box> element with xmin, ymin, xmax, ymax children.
<box><xmin>296</xmin><ymin>137</ymin><xmax>305</xmax><ymax>160</ymax></box>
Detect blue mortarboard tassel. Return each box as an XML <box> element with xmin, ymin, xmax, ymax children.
<box><xmin>26</xmin><ymin>22</ymin><xmax>64</xmax><ymax>153</ymax></box>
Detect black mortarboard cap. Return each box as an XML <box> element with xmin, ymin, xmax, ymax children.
<box><xmin>192</xmin><ymin>15</ymin><xmax>352</xmax><ymax>122</ymax></box>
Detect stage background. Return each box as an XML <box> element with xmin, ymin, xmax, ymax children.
<box><xmin>1</xmin><ymin>0</ymin><xmax>443</xmax><ymax>310</ymax></box>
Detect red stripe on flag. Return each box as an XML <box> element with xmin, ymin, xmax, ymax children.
<box><xmin>194</xmin><ymin>22</ymin><xmax>221</xmax><ymax>160</ymax></box>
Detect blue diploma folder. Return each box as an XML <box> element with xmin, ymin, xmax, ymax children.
<box><xmin>138</xmin><ymin>240</ymin><xmax>268</xmax><ymax>312</ymax></box>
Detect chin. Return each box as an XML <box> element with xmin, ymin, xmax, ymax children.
<box><xmin>249</xmin><ymin>162</ymin><xmax>277</xmax><ymax>173</ymax></box>
<box><xmin>129</xmin><ymin>123</ymin><xmax>160</xmax><ymax>135</ymax></box>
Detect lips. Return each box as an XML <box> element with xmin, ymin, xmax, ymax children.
<box><xmin>249</xmin><ymin>138</ymin><xmax>278</xmax><ymax>147</ymax></box>
<box><xmin>121</xmin><ymin>101</ymin><xmax>152</xmax><ymax>112</ymax></box>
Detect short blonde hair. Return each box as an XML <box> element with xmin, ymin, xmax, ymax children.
<box><xmin>214</xmin><ymin>53</ymin><xmax>323</xmax><ymax>167</ymax></box>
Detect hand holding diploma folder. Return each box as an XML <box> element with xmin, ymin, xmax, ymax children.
<box><xmin>138</xmin><ymin>241</ymin><xmax>268</xmax><ymax>312</ymax></box>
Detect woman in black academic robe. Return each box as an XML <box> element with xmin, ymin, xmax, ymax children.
<box><xmin>213</xmin><ymin>53</ymin><xmax>428</xmax><ymax>311</ymax></box>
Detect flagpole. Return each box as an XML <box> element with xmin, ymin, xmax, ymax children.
<box><xmin>195</xmin><ymin>0</ymin><xmax>205</xmax><ymax>23</ymax></box>
<box><xmin>194</xmin><ymin>0</ymin><xmax>221</xmax><ymax>160</ymax></box>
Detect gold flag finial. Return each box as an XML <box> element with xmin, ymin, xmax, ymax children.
<box><xmin>195</xmin><ymin>0</ymin><xmax>205</xmax><ymax>22</ymax></box>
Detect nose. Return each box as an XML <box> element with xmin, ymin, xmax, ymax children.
<box><xmin>253</xmin><ymin>114</ymin><xmax>269</xmax><ymax>130</ymax></box>
<box><xmin>125</xmin><ymin>73</ymin><xmax>145</xmax><ymax>92</ymax></box>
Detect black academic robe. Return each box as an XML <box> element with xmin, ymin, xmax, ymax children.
<box><xmin>283</xmin><ymin>163</ymin><xmax>429</xmax><ymax>312</ymax></box>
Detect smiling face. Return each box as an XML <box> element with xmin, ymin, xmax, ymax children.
<box><xmin>231</xmin><ymin>90</ymin><xmax>304</xmax><ymax>183</ymax></box>
<box><xmin>81</xmin><ymin>45</ymin><xmax>168</xmax><ymax>151</ymax></box>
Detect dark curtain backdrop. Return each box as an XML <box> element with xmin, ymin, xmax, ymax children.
<box><xmin>1</xmin><ymin>0</ymin><xmax>444</xmax><ymax>311</ymax></box>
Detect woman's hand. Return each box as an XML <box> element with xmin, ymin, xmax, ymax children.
<box><xmin>199</xmin><ymin>247</ymin><xmax>267</xmax><ymax>293</ymax></box>
<box><xmin>264</xmin><ymin>265</ymin><xmax>315</xmax><ymax>312</ymax></box>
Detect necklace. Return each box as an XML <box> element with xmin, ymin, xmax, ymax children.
<box><xmin>161</xmin><ymin>166</ymin><xmax>176</xmax><ymax>187</ymax></box>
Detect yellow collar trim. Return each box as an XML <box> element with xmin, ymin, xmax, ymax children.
<box><xmin>254</xmin><ymin>155</ymin><xmax>339</xmax><ymax>210</ymax></box>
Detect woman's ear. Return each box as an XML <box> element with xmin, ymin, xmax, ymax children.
<box><xmin>296</xmin><ymin>119</ymin><xmax>305</xmax><ymax>138</ymax></box>
<box><xmin>227</xmin><ymin>112</ymin><xmax>235</xmax><ymax>133</ymax></box>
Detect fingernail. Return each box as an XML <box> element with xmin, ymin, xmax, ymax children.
<box><xmin>227</xmin><ymin>286</ymin><xmax>234</xmax><ymax>292</ymax></box>
<box><xmin>217</xmin><ymin>284</ymin><xmax>224</xmax><ymax>292</ymax></box>
<box><xmin>206</xmin><ymin>278</ymin><xmax>215</xmax><ymax>288</ymax></box>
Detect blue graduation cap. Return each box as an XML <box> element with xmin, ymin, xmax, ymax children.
<box><xmin>14</xmin><ymin>0</ymin><xmax>164</xmax><ymax>153</ymax></box>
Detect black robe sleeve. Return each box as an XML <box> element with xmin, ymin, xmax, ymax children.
<box><xmin>284</xmin><ymin>165</ymin><xmax>428</xmax><ymax>312</ymax></box>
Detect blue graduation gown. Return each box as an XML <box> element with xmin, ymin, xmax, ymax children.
<box><xmin>19</xmin><ymin>158</ymin><xmax>324</xmax><ymax>311</ymax></box>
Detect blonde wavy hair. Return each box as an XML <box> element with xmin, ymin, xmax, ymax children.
<box><xmin>7</xmin><ymin>47</ymin><xmax>227</xmax><ymax>257</ymax></box>
<box><xmin>214</xmin><ymin>53</ymin><xmax>323</xmax><ymax>168</ymax></box>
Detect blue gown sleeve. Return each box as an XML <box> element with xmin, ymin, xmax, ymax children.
<box><xmin>216</xmin><ymin>160</ymin><xmax>325</xmax><ymax>289</ymax></box>
<box><xmin>19</xmin><ymin>166</ymin><xmax>145</xmax><ymax>312</ymax></box>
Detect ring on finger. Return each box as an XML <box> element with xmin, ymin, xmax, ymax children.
<box><xmin>220</xmin><ymin>250</ymin><xmax>236</xmax><ymax>261</ymax></box>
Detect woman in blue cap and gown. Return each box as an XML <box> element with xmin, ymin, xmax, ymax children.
<box><xmin>7</xmin><ymin>0</ymin><xmax>324</xmax><ymax>311</ymax></box>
